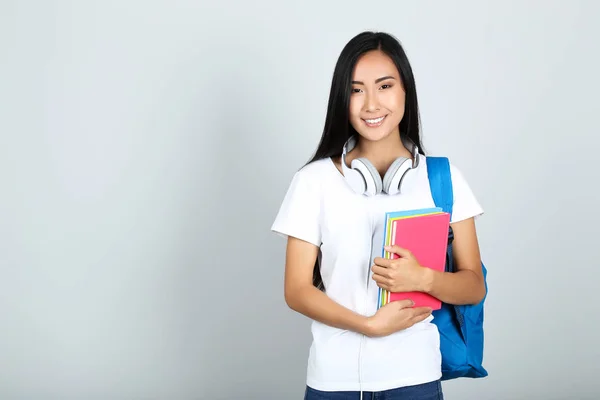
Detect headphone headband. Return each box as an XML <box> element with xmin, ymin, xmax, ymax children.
<box><xmin>342</xmin><ymin>135</ymin><xmax>419</xmax><ymax>165</ymax></box>
<box><xmin>341</xmin><ymin>135</ymin><xmax>420</xmax><ymax>196</ymax></box>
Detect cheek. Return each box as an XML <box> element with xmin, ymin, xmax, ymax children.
<box><xmin>385</xmin><ymin>91</ymin><xmax>404</xmax><ymax>109</ymax></box>
<box><xmin>349</xmin><ymin>97</ymin><xmax>363</xmax><ymax>120</ymax></box>
<box><xmin>389</xmin><ymin>90</ymin><xmax>406</xmax><ymax>111</ymax></box>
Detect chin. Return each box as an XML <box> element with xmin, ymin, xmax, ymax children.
<box><xmin>354</xmin><ymin>125</ymin><xmax>396</xmax><ymax>143</ymax></box>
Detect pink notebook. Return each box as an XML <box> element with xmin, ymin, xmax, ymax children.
<box><xmin>388</xmin><ymin>212</ymin><xmax>451</xmax><ymax>310</ymax></box>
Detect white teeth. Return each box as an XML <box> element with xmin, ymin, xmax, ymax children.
<box><xmin>365</xmin><ymin>116</ymin><xmax>385</xmax><ymax>124</ymax></box>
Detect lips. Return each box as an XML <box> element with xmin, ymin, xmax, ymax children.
<box><xmin>362</xmin><ymin>115</ymin><xmax>386</xmax><ymax>127</ymax></box>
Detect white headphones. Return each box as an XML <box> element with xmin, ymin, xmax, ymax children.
<box><xmin>341</xmin><ymin>135</ymin><xmax>420</xmax><ymax>196</ymax></box>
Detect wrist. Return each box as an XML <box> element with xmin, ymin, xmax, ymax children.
<box><xmin>420</xmin><ymin>266</ymin><xmax>436</xmax><ymax>293</ymax></box>
<box><xmin>363</xmin><ymin>316</ymin><xmax>378</xmax><ymax>337</ymax></box>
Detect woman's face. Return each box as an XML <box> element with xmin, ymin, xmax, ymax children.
<box><xmin>349</xmin><ymin>50</ymin><xmax>406</xmax><ymax>143</ymax></box>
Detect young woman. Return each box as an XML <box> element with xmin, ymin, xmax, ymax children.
<box><xmin>271</xmin><ymin>31</ymin><xmax>486</xmax><ymax>400</ymax></box>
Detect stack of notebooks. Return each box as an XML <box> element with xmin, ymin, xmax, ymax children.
<box><xmin>377</xmin><ymin>207</ymin><xmax>451</xmax><ymax>310</ymax></box>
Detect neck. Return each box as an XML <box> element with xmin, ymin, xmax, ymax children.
<box><xmin>353</xmin><ymin>131</ymin><xmax>414</xmax><ymax>176</ymax></box>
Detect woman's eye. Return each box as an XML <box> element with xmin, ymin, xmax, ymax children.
<box><xmin>381</xmin><ymin>84</ymin><xmax>391</xmax><ymax>89</ymax></box>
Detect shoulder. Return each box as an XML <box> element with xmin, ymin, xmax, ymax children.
<box><xmin>297</xmin><ymin>157</ymin><xmax>335</xmax><ymax>177</ymax></box>
<box><xmin>290</xmin><ymin>157</ymin><xmax>336</xmax><ymax>190</ymax></box>
<box><xmin>423</xmin><ymin>155</ymin><xmax>483</xmax><ymax>223</ymax></box>
<box><xmin>446</xmin><ymin>159</ymin><xmax>475</xmax><ymax>192</ymax></box>
<box><xmin>422</xmin><ymin>155</ymin><xmax>470</xmax><ymax>186</ymax></box>
<box><xmin>276</xmin><ymin>157</ymin><xmax>336</xmax><ymax>205</ymax></box>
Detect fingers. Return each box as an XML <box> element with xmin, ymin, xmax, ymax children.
<box><xmin>412</xmin><ymin>306</ymin><xmax>433</xmax><ymax>316</ymax></box>
<box><xmin>372</xmin><ymin>274</ymin><xmax>391</xmax><ymax>291</ymax></box>
<box><xmin>373</xmin><ymin>257</ymin><xmax>392</xmax><ymax>267</ymax></box>
<box><xmin>394</xmin><ymin>299</ymin><xmax>415</xmax><ymax>309</ymax></box>
<box><xmin>384</xmin><ymin>245</ymin><xmax>412</xmax><ymax>258</ymax></box>
<box><xmin>411</xmin><ymin>307</ymin><xmax>433</xmax><ymax>323</ymax></box>
<box><xmin>411</xmin><ymin>313</ymin><xmax>431</xmax><ymax>325</ymax></box>
<box><xmin>371</xmin><ymin>265</ymin><xmax>389</xmax><ymax>277</ymax></box>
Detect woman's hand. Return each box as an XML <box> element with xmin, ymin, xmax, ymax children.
<box><xmin>371</xmin><ymin>245</ymin><xmax>432</xmax><ymax>293</ymax></box>
<box><xmin>366</xmin><ymin>299</ymin><xmax>432</xmax><ymax>337</ymax></box>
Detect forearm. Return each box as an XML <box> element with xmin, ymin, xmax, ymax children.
<box><xmin>422</xmin><ymin>268</ymin><xmax>486</xmax><ymax>305</ymax></box>
<box><xmin>285</xmin><ymin>285</ymin><xmax>374</xmax><ymax>336</ymax></box>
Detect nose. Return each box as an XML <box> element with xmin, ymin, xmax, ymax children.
<box><xmin>363</xmin><ymin>91</ymin><xmax>380</xmax><ymax>112</ymax></box>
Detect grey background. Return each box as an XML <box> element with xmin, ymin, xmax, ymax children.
<box><xmin>1</xmin><ymin>1</ymin><xmax>599</xmax><ymax>399</ymax></box>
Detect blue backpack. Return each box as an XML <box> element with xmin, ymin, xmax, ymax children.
<box><xmin>425</xmin><ymin>156</ymin><xmax>489</xmax><ymax>381</ymax></box>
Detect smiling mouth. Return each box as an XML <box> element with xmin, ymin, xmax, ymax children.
<box><xmin>362</xmin><ymin>115</ymin><xmax>386</xmax><ymax>127</ymax></box>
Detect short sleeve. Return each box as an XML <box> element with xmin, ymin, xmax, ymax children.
<box><xmin>270</xmin><ymin>169</ymin><xmax>322</xmax><ymax>247</ymax></box>
<box><xmin>449</xmin><ymin>163</ymin><xmax>484</xmax><ymax>223</ymax></box>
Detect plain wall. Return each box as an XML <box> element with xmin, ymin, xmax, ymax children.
<box><xmin>1</xmin><ymin>1</ymin><xmax>599</xmax><ymax>399</ymax></box>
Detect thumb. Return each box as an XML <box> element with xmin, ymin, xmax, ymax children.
<box><xmin>384</xmin><ymin>245</ymin><xmax>412</xmax><ymax>258</ymax></box>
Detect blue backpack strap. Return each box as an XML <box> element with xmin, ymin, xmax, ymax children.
<box><xmin>426</xmin><ymin>156</ymin><xmax>453</xmax><ymax>216</ymax></box>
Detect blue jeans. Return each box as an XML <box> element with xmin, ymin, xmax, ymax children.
<box><xmin>304</xmin><ymin>380</ymin><xmax>443</xmax><ymax>400</ymax></box>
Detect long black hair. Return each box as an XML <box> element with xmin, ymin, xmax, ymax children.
<box><xmin>306</xmin><ymin>31</ymin><xmax>425</xmax><ymax>290</ymax></box>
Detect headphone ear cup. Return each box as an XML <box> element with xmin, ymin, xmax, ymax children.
<box><xmin>352</xmin><ymin>157</ymin><xmax>382</xmax><ymax>195</ymax></box>
<box><xmin>382</xmin><ymin>156</ymin><xmax>413</xmax><ymax>195</ymax></box>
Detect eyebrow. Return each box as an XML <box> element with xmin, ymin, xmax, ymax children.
<box><xmin>351</xmin><ymin>76</ymin><xmax>396</xmax><ymax>85</ymax></box>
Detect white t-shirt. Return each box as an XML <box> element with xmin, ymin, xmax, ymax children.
<box><xmin>270</xmin><ymin>153</ymin><xmax>483</xmax><ymax>392</ymax></box>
